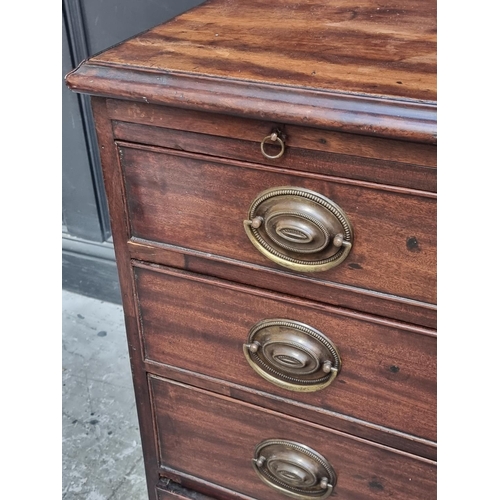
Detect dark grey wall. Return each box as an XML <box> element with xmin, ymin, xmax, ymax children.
<box><xmin>62</xmin><ymin>0</ymin><xmax>205</xmax><ymax>303</ymax></box>
<box><xmin>80</xmin><ymin>1</ymin><xmax>205</xmax><ymax>56</ymax></box>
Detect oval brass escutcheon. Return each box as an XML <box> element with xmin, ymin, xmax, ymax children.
<box><xmin>243</xmin><ymin>319</ymin><xmax>341</xmax><ymax>392</ymax></box>
<box><xmin>253</xmin><ymin>439</ymin><xmax>336</xmax><ymax>499</ymax></box>
<box><xmin>243</xmin><ymin>187</ymin><xmax>353</xmax><ymax>272</ymax></box>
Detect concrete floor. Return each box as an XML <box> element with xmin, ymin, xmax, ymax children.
<box><xmin>62</xmin><ymin>290</ymin><xmax>148</xmax><ymax>500</ymax></box>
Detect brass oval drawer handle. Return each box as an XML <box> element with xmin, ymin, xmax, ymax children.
<box><xmin>243</xmin><ymin>187</ymin><xmax>353</xmax><ymax>272</ymax></box>
<box><xmin>253</xmin><ymin>439</ymin><xmax>336</xmax><ymax>499</ymax></box>
<box><xmin>261</xmin><ymin>132</ymin><xmax>285</xmax><ymax>159</ymax></box>
<box><xmin>243</xmin><ymin>319</ymin><xmax>341</xmax><ymax>392</ymax></box>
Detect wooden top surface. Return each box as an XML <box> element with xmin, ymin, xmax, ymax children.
<box><xmin>67</xmin><ymin>0</ymin><xmax>437</xmax><ymax>143</ymax></box>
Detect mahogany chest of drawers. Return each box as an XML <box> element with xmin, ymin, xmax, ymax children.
<box><xmin>66</xmin><ymin>1</ymin><xmax>437</xmax><ymax>498</ymax></box>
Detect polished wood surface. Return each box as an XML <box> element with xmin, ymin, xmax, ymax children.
<box><xmin>135</xmin><ymin>264</ymin><xmax>436</xmax><ymax>441</ymax></box>
<box><xmin>108</xmin><ymin>100</ymin><xmax>437</xmax><ymax>192</ymax></box>
<box><xmin>65</xmin><ymin>0</ymin><xmax>437</xmax><ymax>143</ymax></box>
<box><xmin>144</xmin><ymin>357</ymin><xmax>436</xmax><ymax>461</ymax></box>
<box><xmin>66</xmin><ymin>2</ymin><xmax>437</xmax><ymax>497</ymax></box>
<box><xmin>119</xmin><ymin>143</ymin><xmax>436</xmax><ymax>304</ymax></box>
<box><xmin>91</xmin><ymin>0</ymin><xmax>436</xmax><ymax>101</ymax></box>
<box><xmin>106</xmin><ymin>100</ymin><xmax>437</xmax><ymax>170</ymax></box>
<box><xmin>151</xmin><ymin>377</ymin><xmax>437</xmax><ymax>500</ymax></box>
<box><xmin>128</xmin><ymin>240</ymin><xmax>437</xmax><ymax>328</ymax></box>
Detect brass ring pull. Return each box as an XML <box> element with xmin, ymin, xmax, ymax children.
<box><xmin>261</xmin><ymin>132</ymin><xmax>285</xmax><ymax>159</ymax></box>
<box><xmin>244</xmin><ymin>187</ymin><xmax>353</xmax><ymax>272</ymax></box>
<box><xmin>243</xmin><ymin>319</ymin><xmax>341</xmax><ymax>392</ymax></box>
<box><xmin>253</xmin><ymin>439</ymin><xmax>336</xmax><ymax>499</ymax></box>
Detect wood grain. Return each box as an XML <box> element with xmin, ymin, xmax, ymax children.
<box><xmin>119</xmin><ymin>143</ymin><xmax>437</xmax><ymax>304</ymax></box>
<box><xmin>106</xmin><ymin>99</ymin><xmax>437</xmax><ymax>169</ymax></box>
<box><xmin>145</xmin><ymin>357</ymin><xmax>437</xmax><ymax>461</ymax></box>
<box><xmin>128</xmin><ymin>240</ymin><xmax>437</xmax><ymax>328</ymax></box>
<box><xmin>89</xmin><ymin>0</ymin><xmax>436</xmax><ymax>101</ymax></box>
<box><xmin>64</xmin><ymin>3</ymin><xmax>439</xmax><ymax>499</ymax></box>
<box><xmin>89</xmin><ymin>98</ymin><xmax>158</xmax><ymax>500</ymax></box>
<box><xmin>151</xmin><ymin>376</ymin><xmax>437</xmax><ymax>499</ymax></box>
<box><xmin>136</xmin><ymin>264</ymin><xmax>436</xmax><ymax>441</ymax></box>
<box><xmin>65</xmin><ymin>0</ymin><xmax>436</xmax><ymax>143</ymax></box>
<box><xmin>111</xmin><ymin>119</ymin><xmax>436</xmax><ymax>191</ymax></box>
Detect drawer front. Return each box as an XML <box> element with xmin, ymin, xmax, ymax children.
<box><xmin>120</xmin><ymin>143</ymin><xmax>436</xmax><ymax>305</ymax></box>
<box><xmin>136</xmin><ymin>265</ymin><xmax>436</xmax><ymax>441</ymax></box>
<box><xmin>151</xmin><ymin>376</ymin><xmax>436</xmax><ymax>500</ymax></box>
<box><xmin>108</xmin><ymin>99</ymin><xmax>437</xmax><ymax>192</ymax></box>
